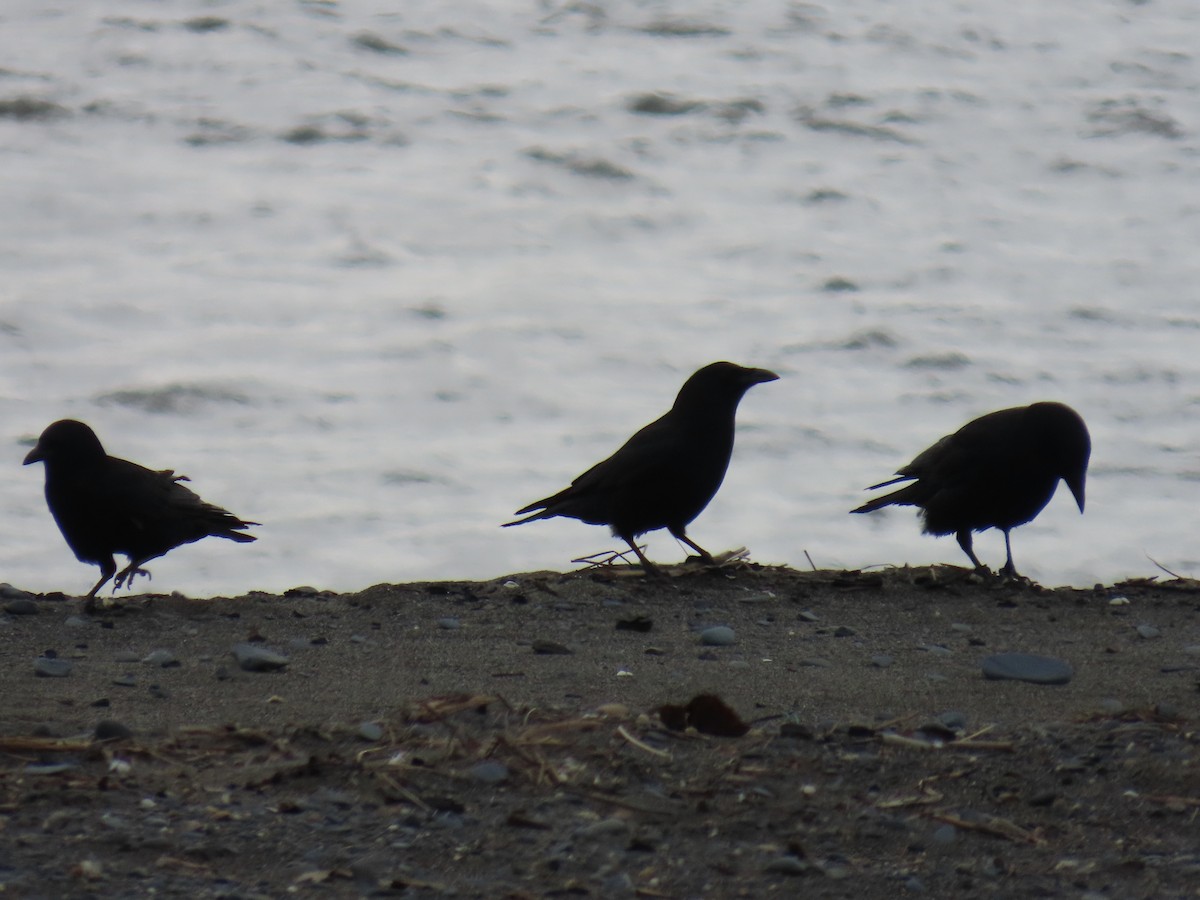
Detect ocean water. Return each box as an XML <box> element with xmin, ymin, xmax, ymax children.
<box><xmin>2</xmin><ymin>0</ymin><xmax>1198</xmax><ymax>595</ymax></box>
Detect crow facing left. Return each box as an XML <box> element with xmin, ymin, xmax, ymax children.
<box><xmin>24</xmin><ymin>419</ymin><xmax>258</xmax><ymax>603</ymax></box>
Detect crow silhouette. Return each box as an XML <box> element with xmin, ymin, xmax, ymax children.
<box><xmin>505</xmin><ymin>362</ymin><xmax>778</xmax><ymax>572</ymax></box>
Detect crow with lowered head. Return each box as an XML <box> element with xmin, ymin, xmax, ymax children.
<box><xmin>24</xmin><ymin>419</ymin><xmax>259</xmax><ymax>603</ymax></box>
<box><xmin>504</xmin><ymin>361</ymin><xmax>779</xmax><ymax>572</ymax></box>
<box><xmin>851</xmin><ymin>401</ymin><xmax>1090</xmax><ymax>577</ymax></box>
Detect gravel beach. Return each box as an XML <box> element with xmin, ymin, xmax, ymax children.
<box><xmin>1</xmin><ymin>563</ymin><xmax>1197</xmax><ymax>898</ymax></box>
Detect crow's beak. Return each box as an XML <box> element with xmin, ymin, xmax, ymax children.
<box><xmin>1065</xmin><ymin>471</ymin><xmax>1086</xmax><ymax>513</ymax></box>
<box><xmin>23</xmin><ymin>443</ymin><xmax>43</xmax><ymax>465</ymax></box>
<box><xmin>744</xmin><ymin>368</ymin><xmax>780</xmax><ymax>386</ymax></box>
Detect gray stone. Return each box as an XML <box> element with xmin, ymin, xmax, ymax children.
<box><xmin>764</xmin><ymin>855</ymin><xmax>810</xmax><ymax>875</ymax></box>
<box><xmin>937</xmin><ymin>710</ymin><xmax>967</xmax><ymax>731</ymax></box>
<box><xmin>4</xmin><ymin>598</ymin><xmax>38</xmax><ymax>615</ymax></box>
<box><xmin>358</xmin><ymin>721</ymin><xmax>384</xmax><ymax>742</ymax></box>
<box><xmin>1136</xmin><ymin>624</ymin><xmax>1160</xmax><ymax>640</ymax></box>
<box><xmin>142</xmin><ymin>649</ymin><xmax>179</xmax><ymax>668</ymax></box>
<box><xmin>437</xmin><ymin>617</ymin><xmax>460</xmax><ymax>630</ymax></box>
<box><xmin>469</xmin><ymin>760</ymin><xmax>509</xmax><ymax>784</ymax></box>
<box><xmin>34</xmin><ymin>657</ymin><xmax>72</xmax><ymax>677</ymax></box>
<box><xmin>94</xmin><ymin>720</ymin><xmax>133</xmax><ymax>741</ymax></box>
<box><xmin>700</xmin><ymin>626</ymin><xmax>736</xmax><ymax>646</ymax></box>
<box><xmin>981</xmin><ymin>652</ymin><xmax>1073</xmax><ymax>685</ymax></box>
<box><xmin>871</xmin><ymin>655</ymin><xmax>894</xmax><ymax>668</ymax></box>
<box><xmin>232</xmin><ymin>643</ymin><xmax>289</xmax><ymax>672</ymax></box>
<box><xmin>578</xmin><ymin>817</ymin><xmax>628</xmax><ymax>839</ymax></box>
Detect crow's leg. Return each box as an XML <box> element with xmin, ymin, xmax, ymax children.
<box><xmin>998</xmin><ymin>529</ymin><xmax>1020</xmax><ymax>578</ymax></box>
<box><xmin>620</xmin><ymin>536</ymin><xmax>664</xmax><ymax>576</ymax></box>
<box><xmin>955</xmin><ymin>528</ymin><xmax>987</xmax><ymax>572</ymax></box>
<box><xmin>673</xmin><ymin>530</ymin><xmax>716</xmax><ymax>565</ymax></box>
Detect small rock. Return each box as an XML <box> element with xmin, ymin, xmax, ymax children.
<box><xmin>764</xmin><ymin>855</ymin><xmax>809</xmax><ymax>875</ymax></box>
<box><xmin>231</xmin><ymin>643</ymin><xmax>289</xmax><ymax>672</ymax></box>
<box><xmin>142</xmin><ymin>649</ymin><xmax>180</xmax><ymax>668</ymax></box>
<box><xmin>64</xmin><ymin>616</ymin><xmax>91</xmax><ymax>628</ymax></box>
<box><xmin>111</xmin><ymin>674</ymin><xmax>137</xmax><ymax>688</ymax></box>
<box><xmin>798</xmin><ymin>657</ymin><xmax>833</xmax><ymax>668</ymax></box>
<box><xmin>94</xmin><ymin>720</ymin><xmax>133</xmax><ymax>741</ymax></box>
<box><xmin>469</xmin><ymin>760</ymin><xmax>509</xmax><ymax>784</ymax></box>
<box><xmin>871</xmin><ymin>655</ymin><xmax>894</xmax><ymax>668</ymax></box>
<box><xmin>532</xmin><ymin>640</ymin><xmax>572</xmax><ymax>655</ymax></box>
<box><xmin>34</xmin><ymin>657</ymin><xmax>72</xmax><ymax>678</ymax></box>
<box><xmin>937</xmin><ymin>710</ymin><xmax>967</xmax><ymax>731</ymax></box>
<box><xmin>932</xmin><ymin>823</ymin><xmax>957</xmax><ymax>845</ymax></box>
<box><xmin>113</xmin><ymin>650</ymin><xmax>141</xmax><ymax>663</ymax></box>
<box><xmin>1136</xmin><ymin>624</ymin><xmax>1160</xmax><ymax>640</ymax></box>
<box><xmin>833</xmin><ymin>625</ymin><xmax>857</xmax><ymax>637</ymax></box>
<box><xmin>437</xmin><ymin>617</ymin><xmax>460</xmax><ymax>630</ymax></box>
<box><xmin>700</xmin><ymin>626</ymin><xmax>736</xmax><ymax>646</ymax></box>
<box><xmin>1097</xmin><ymin>697</ymin><xmax>1125</xmax><ymax>715</ymax></box>
<box><xmin>577</xmin><ymin>817</ymin><xmax>628</xmax><ymax>839</ymax></box>
<box><xmin>357</xmin><ymin>721</ymin><xmax>384</xmax><ymax>742</ymax></box>
<box><xmin>981</xmin><ymin>652</ymin><xmax>1073</xmax><ymax>685</ymax></box>
<box><xmin>4</xmin><ymin>598</ymin><xmax>38</xmax><ymax>615</ymax></box>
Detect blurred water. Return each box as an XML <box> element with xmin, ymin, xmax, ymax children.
<box><xmin>2</xmin><ymin>0</ymin><xmax>1198</xmax><ymax>594</ymax></box>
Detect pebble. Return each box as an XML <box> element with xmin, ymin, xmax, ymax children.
<box><xmin>112</xmin><ymin>674</ymin><xmax>137</xmax><ymax>688</ymax></box>
<box><xmin>34</xmin><ymin>657</ymin><xmax>72</xmax><ymax>677</ymax></box>
<box><xmin>797</xmin><ymin>610</ymin><xmax>820</xmax><ymax>622</ymax></box>
<box><xmin>871</xmin><ymin>655</ymin><xmax>894</xmax><ymax>668</ymax></box>
<box><xmin>142</xmin><ymin>649</ymin><xmax>180</xmax><ymax>668</ymax></box>
<box><xmin>950</xmin><ymin>623</ymin><xmax>972</xmax><ymax>634</ymax></box>
<box><xmin>232</xmin><ymin>643</ymin><xmax>290</xmax><ymax>672</ymax></box>
<box><xmin>833</xmin><ymin>625</ymin><xmax>857</xmax><ymax>637</ymax></box>
<box><xmin>437</xmin><ymin>617</ymin><xmax>460</xmax><ymax>630</ymax></box>
<box><xmin>700</xmin><ymin>626</ymin><xmax>736</xmax><ymax>646</ymax></box>
<box><xmin>798</xmin><ymin>657</ymin><xmax>833</xmax><ymax>668</ymax></box>
<box><xmin>64</xmin><ymin>616</ymin><xmax>90</xmax><ymax>628</ymax></box>
<box><xmin>1097</xmin><ymin>698</ymin><xmax>1125</xmax><ymax>715</ymax></box>
<box><xmin>1136</xmin><ymin>624</ymin><xmax>1160</xmax><ymax>640</ymax></box>
<box><xmin>357</xmin><ymin>721</ymin><xmax>384</xmax><ymax>742</ymax></box>
<box><xmin>532</xmin><ymin>640</ymin><xmax>572</xmax><ymax>655</ymax></box>
<box><xmin>932</xmin><ymin>823</ymin><xmax>957</xmax><ymax>845</ymax></box>
<box><xmin>920</xmin><ymin>643</ymin><xmax>953</xmax><ymax>657</ymax></box>
<box><xmin>937</xmin><ymin>710</ymin><xmax>967</xmax><ymax>731</ymax></box>
<box><xmin>469</xmin><ymin>760</ymin><xmax>509</xmax><ymax>784</ymax></box>
<box><xmin>577</xmin><ymin>817</ymin><xmax>628</xmax><ymax>839</ymax></box>
<box><xmin>94</xmin><ymin>720</ymin><xmax>133</xmax><ymax>741</ymax></box>
<box><xmin>981</xmin><ymin>652</ymin><xmax>1073</xmax><ymax>685</ymax></box>
<box><xmin>763</xmin><ymin>855</ymin><xmax>809</xmax><ymax>875</ymax></box>
<box><xmin>113</xmin><ymin>650</ymin><xmax>141</xmax><ymax>663</ymax></box>
<box><xmin>4</xmin><ymin>598</ymin><xmax>39</xmax><ymax>615</ymax></box>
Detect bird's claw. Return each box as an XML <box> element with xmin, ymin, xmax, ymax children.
<box><xmin>114</xmin><ymin>567</ymin><xmax>152</xmax><ymax>591</ymax></box>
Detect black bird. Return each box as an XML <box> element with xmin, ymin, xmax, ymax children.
<box><xmin>503</xmin><ymin>362</ymin><xmax>779</xmax><ymax>571</ymax></box>
<box><xmin>851</xmin><ymin>402</ymin><xmax>1090</xmax><ymax>577</ymax></box>
<box><xmin>24</xmin><ymin>419</ymin><xmax>259</xmax><ymax>602</ymax></box>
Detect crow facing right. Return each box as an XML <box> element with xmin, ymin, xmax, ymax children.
<box><xmin>851</xmin><ymin>402</ymin><xmax>1090</xmax><ymax>577</ymax></box>
<box><xmin>504</xmin><ymin>361</ymin><xmax>779</xmax><ymax>571</ymax></box>
<box><xmin>24</xmin><ymin>419</ymin><xmax>259</xmax><ymax>602</ymax></box>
